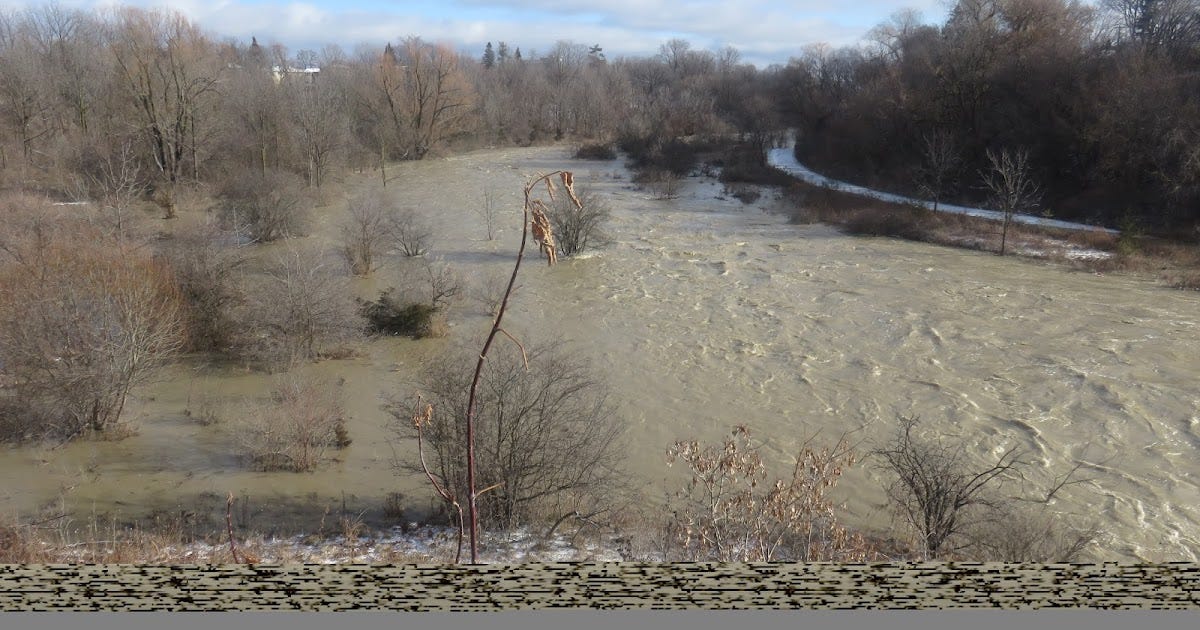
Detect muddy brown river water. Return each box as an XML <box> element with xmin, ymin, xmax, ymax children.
<box><xmin>2</xmin><ymin>146</ymin><xmax>1198</xmax><ymax>560</ymax></box>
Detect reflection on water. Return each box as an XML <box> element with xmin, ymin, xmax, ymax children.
<box><xmin>2</xmin><ymin>146</ymin><xmax>1198</xmax><ymax>560</ymax></box>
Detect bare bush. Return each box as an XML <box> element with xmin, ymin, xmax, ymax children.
<box><xmin>395</xmin><ymin>341</ymin><xmax>624</xmax><ymax>530</ymax></box>
<box><xmin>72</xmin><ymin>140</ymin><xmax>148</xmax><ymax>239</ymax></box>
<box><xmin>873</xmin><ymin>415</ymin><xmax>1023</xmax><ymax>559</ymax></box>
<box><xmin>645</xmin><ymin>170</ymin><xmax>682</xmax><ymax>199</ymax></box>
<box><xmin>0</xmin><ymin>199</ymin><xmax>185</xmax><ymax>440</ymax></box>
<box><xmin>218</xmin><ymin>169</ymin><xmax>313</xmax><ymax>243</ymax></box>
<box><xmin>546</xmin><ymin>185</ymin><xmax>610</xmax><ymax>257</ymax></box>
<box><xmin>416</xmin><ymin>258</ymin><xmax>463</xmax><ymax>309</ymax></box>
<box><xmin>666</xmin><ymin>425</ymin><xmax>873</xmax><ymax>562</ymax></box>
<box><xmin>239</xmin><ymin>247</ymin><xmax>362</xmax><ymax>368</ymax></box>
<box><xmin>237</xmin><ymin>375</ymin><xmax>350</xmax><ymax>472</ymax></box>
<box><xmin>339</xmin><ymin>188</ymin><xmax>391</xmax><ymax>276</ymax></box>
<box><xmin>476</xmin><ymin>188</ymin><xmax>499</xmax><ymax>241</ymax></box>
<box><xmin>469</xmin><ymin>269</ymin><xmax>511</xmax><ymax>317</ymax></box>
<box><xmin>969</xmin><ymin>503</ymin><xmax>1099</xmax><ymax>562</ymax></box>
<box><xmin>387</xmin><ymin>207</ymin><xmax>432</xmax><ymax>257</ymax></box>
<box><xmin>156</xmin><ymin>222</ymin><xmax>247</xmax><ymax>352</ymax></box>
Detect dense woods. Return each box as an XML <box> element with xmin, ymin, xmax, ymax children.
<box><xmin>784</xmin><ymin>0</ymin><xmax>1200</xmax><ymax>230</ymax></box>
<box><xmin>4</xmin><ymin>2</ymin><xmax>1195</xmax><ymax>230</ymax></box>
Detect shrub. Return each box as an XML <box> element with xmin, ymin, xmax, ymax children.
<box><xmin>546</xmin><ymin>185</ymin><xmax>611</xmax><ymax>256</ymax></box>
<box><xmin>340</xmin><ymin>189</ymin><xmax>391</xmax><ymax>276</ymax></box>
<box><xmin>238</xmin><ymin>247</ymin><xmax>362</xmax><ymax>368</ymax></box>
<box><xmin>156</xmin><ymin>223</ymin><xmax>247</xmax><ymax>352</ymax></box>
<box><xmin>218</xmin><ymin>169</ymin><xmax>312</xmax><ymax>243</ymax></box>
<box><xmin>237</xmin><ymin>376</ymin><xmax>350</xmax><ymax>472</ymax></box>
<box><xmin>723</xmin><ymin>184</ymin><xmax>761</xmax><ymax>205</ymax></box>
<box><xmin>666</xmin><ymin>425</ymin><xmax>873</xmax><ymax>562</ymax></box>
<box><xmin>360</xmin><ymin>289</ymin><xmax>444</xmax><ymax>339</ymax></box>
<box><xmin>841</xmin><ymin>209</ymin><xmax>926</xmax><ymax>239</ymax></box>
<box><xmin>396</xmin><ymin>342</ymin><xmax>624</xmax><ymax>530</ymax></box>
<box><xmin>574</xmin><ymin>143</ymin><xmax>617</xmax><ymax>161</ymax></box>
<box><xmin>0</xmin><ymin>198</ymin><xmax>186</xmax><ymax>440</ymax></box>
<box><xmin>640</xmin><ymin>170</ymin><xmax>682</xmax><ymax>199</ymax></box>
<box><xmin>968</xmin><ymin>504</ymin><xmax>1098</xmax><ymax>562</ymax></box>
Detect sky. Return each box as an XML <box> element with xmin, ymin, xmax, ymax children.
<box><xmin>2</xmin><ymin>0</ymin><xmax>952</xmax><ymax>65</ymax></box>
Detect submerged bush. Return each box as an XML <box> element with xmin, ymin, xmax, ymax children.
<box><xmin>359</xmin><ymin>289</ymin><xmax>445</xmax><ymax>339</ymax></box>
<box><xmin>236</xmin><ymin>376</ymin><xmax>350</xmax><ymax>472</ymax></box>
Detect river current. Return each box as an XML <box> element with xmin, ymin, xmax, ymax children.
<box><xmin>2</xmin><ymin>146</ymin><xmax>1197</xmax><ymax>560</ymax></box>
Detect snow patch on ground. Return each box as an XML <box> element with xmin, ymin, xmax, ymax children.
<box><xmin>161</xmin><ymin>525</ymin><xmax>641</xmax><ymax>564</ymax></box>
<box><xmin>767</xmin><ymin>147</ymin><xmax>1118</xmax><ymax>235</ymax></box>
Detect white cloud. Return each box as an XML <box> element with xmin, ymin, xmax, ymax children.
<box><xmin>0</xmin><ymin>0</ymin><xmax>950</xmax><ymax>65</ymax></box>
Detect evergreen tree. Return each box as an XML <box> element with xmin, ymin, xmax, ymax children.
<box><xmin>514</xmin><ymin>47</ymin><xmax>522</xmax><ymax>61</ymax></box>
<box><xmin>248</xmin><ymin>36</ymin><xmax>267</xmax><ymax>68</ymax></box>
<box><xmin>482</xmin><ymin>42</ymin><xmax>496</xmax><ymax>69</ymax></box>
<box><xmin>497</xmin><ymin>41</ymin><xmax>510</xmax><ymax>63</ymax></box>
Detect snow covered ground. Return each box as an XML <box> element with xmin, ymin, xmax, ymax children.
<box><xmin>767</xmin><ymin>147</ymin><xmax>1118</xmax><ymax>235</ymax></box>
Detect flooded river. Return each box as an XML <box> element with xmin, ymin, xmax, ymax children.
<box><xmin>2</xmin><ymin>145</ymin><xmax>1198</xmax><ymax>560</ymax></box>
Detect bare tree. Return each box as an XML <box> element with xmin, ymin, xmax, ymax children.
<box><xmin>224</xmin><ymin>64</ymin><xmax>286</xmax><ymax>175</ymax></box>
<box><xmin>398</xmin><ymin>37</ymin><xmax>476</xmax><ymax>159</ymax></box>
<box><xmin>476</xmin><ymin>187</ymin><xmax>499</xmax><ymax>241</ymax></box>
<box><xmin>349</xmin><ymin>37</ymin><xmax>476</xmax><ymax>165</ymax></box>
<box><xmin>982</xmin><ymin>147</ymin><xmax>1041</xmax><ymax>256</ymax></box>
<box><xmin>289</xmin><ymin>76</ymin><xmax>347</xmax><ymax>188</ymax></box>
<box><xmin>0</xmin><ymin>26</ymin><xmax>52</xmax><ymax>163</ymax></box>
<box><xmin>917</xmin><ymin>130</ymin><xmax>961</xmax><ymax>213</ymax></box>
<box><xmin>873</xmin><ymin>415</ymin><xmax>1024</xmax><ymax>559</ymax></box>
<box><xmin>108</xmin><ymin>7</ymin><xmax>222</xmax><ymax>192</ymax></box>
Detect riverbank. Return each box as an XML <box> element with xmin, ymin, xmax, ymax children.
<box><xmin>762</xmin><ymin>146</ymin><xmax>1200</xmax><ymax>290</ymax></box>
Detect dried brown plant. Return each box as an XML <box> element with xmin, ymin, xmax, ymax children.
<box><xmin>667</xmin><ymin>425</ymin><xmax>874</xmax><ymax>562</ymax></box>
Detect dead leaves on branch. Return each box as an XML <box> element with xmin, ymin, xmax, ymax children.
<box><xmin>527</xmin><ymin>171</ymin><xmax>581</xmax><ymax>266</ymax></box>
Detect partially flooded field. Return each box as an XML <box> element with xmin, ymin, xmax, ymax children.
<box><xmin>3</xmin><ymin>145</ymin><xmax>1199</xmax><ymax>560</ymax></box>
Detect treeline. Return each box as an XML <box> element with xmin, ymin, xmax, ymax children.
<box><xmin>0</xmin><ymin>4</ymin><xmax>777</xmax><ymax>202</ymax></box>
<box><xmin>781</xmin><ymin>0</ymin><xmax>1200</xmax><ymax>230</ymax></box>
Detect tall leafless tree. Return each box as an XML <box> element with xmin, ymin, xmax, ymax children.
<box><xmin>982</xmin><ymin>147</ymin><xmax>1041</xmax><ymax>256</ymax></box>
<box><xmin>917</xmin><ymin>130</ymin><xmax>961</xmax><ymax>212</ymax></box>
<box><xmin>108</xmin><ymin>7</ymin><xmax>222</xmax><ymax>194</ymax></box>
